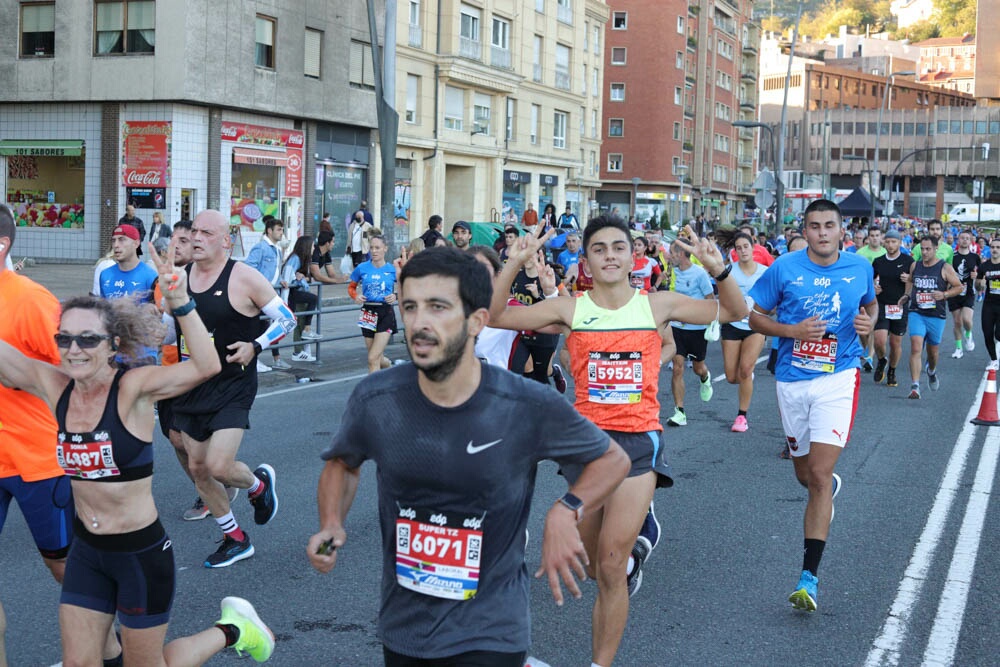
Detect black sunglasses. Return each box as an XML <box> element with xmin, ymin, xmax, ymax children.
<box><xmin>55</xmin><ymin>333</ymin><xmax>112</xmax><ymax>349</ymax></box>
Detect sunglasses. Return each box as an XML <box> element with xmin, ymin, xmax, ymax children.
<box><xmin>55</xmin><ymin>333</ymin><xmax>112</xmax><ymax>349</ymax></box>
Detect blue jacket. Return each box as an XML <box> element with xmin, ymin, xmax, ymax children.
<box><xmin>245</xmin><ymin>239</ymin><xmax>282</xmax><ymax>286</ymax></box>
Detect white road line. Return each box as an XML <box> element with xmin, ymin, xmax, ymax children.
<box><xmin>921</xmin><ymin>426</ymin><xmax>1000</xmax><ymax>666</ymax></box>
<box><xmin>256</xmin><ymin>372</ymin><xmax>368</xmax><ymax>399</ymax></box>
<box><xmin>864</xmin><ymin>373</ymin><xmax>988</xmax><ymax>667</ymax></box>
<box><xmin>711</xmin><ymin>354</ymin><xmax>769</xmax><ymax>383</ymax></box>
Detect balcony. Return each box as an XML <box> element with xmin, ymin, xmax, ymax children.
<box><xmin>408</xmin><ymin>24</ymin><xmax>422</xmax><ymax>48</ymax></box>
<box><xmin>738</xmin><ymin>153</ymin><xmax>753</xmax><ymax>167</ymax></box>
<box><xmin>533</xmin><ymin>63</ymin><xmax>542</xmax><ymax>82</ymax></box>
<box><xmin>557</xmin><ymin>3</ymin><xmax>572</xmax><ymax>25</ymax></box>
<box><xmin>719</xmin><ymin>0</ymin><xmax>739</xmax><ymax>10</ymax></box>
<box><xmin>459</xmin><ymin>37</ymin><xmax>481</xmax><ymax>61</ymax></box>
<box><xmin>717</xmin><ymin>20</ymin><xmax>736</xmax><ymax>37</ymax></box>
<box><xmin>685</xmin><ymin>63</ymin><xmax>697</xmax><ymax>85</ymax></box>
<box><xmin>687</xmin><ymin>36</ymin><xmax>697</xmax><ymax>51</ymax></box>
<box><xmin>684</xmin><ymin>104</ymin><xmax>695</xmax><ymax>118</ymax></box>
<box><xmin>491</xmin><ymin>45</ymin><xmax>511</xmax><ymax>69</ymax></box>
<box><xmin>683</xmin><ymin>141</ymin><xmax>694</xmax><ymax>152</ymax></box>
<box><xmin>740</xmin><ymin>67</ymin><xmax>757</xmax><ymax>81</ymax></box>
<box><xmin>742</xmin><ymin>39</ymin><xmax>758</xmax><ymax>55</ymax></box>
<box><xmin>555</xmin><ymin>67</ymin><xmax>570</xmax><ymax>90</ymax></box>
<box><xmin>739</xmin><ymin>96</ymin><xmax>755</xmax><ymax>110</ymax></box>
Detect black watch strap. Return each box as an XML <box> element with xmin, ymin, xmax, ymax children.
<box><xmin>253</xmin><ymin>341</ymin><xmax>263</xmax><ymax>355</ymax></box>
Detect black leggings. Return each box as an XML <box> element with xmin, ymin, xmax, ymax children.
<box><xmin>982</xmin><ymin>300</ymin><xmax>1000</xmax><ymax>361</ymax></box>
<box><xmin>511</xmin><ymin>335</ymin><xmax>557</xmax><ymax>385</ymax></box>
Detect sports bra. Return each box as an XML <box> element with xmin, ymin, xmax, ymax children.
<box><xmin>55</xmin><ymin>370</ymin><xmax>154</xmax><ymax>482</ymax></box>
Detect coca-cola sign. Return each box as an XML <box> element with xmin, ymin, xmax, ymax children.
<box><xmin>121</xmin><ymin>121</ymin><xmax>171</xmax><ymax>188</ymax></box>
<box><xmin>221</xmin><ymin>122</ymin><xmax>304</xmax><ymax>148</ymax></box>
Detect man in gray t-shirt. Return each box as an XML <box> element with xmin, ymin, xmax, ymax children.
<box><xmin>308</xmin><ymin>247</ymin><xmax>629</xmax><ymax>665</ymax></box>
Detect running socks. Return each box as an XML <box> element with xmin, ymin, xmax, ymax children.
<box><xmin>802</xmin><ymin>538</ymin><xmax>826</xmax><ymax>577</ymax></box>
<box><xmin>216</xmin><ymin>511</ymin><xmax>246</xmax><ymax>542</ymax></box>
<box><xmin>248</xmin><ymin>476</ymin><xmax>264</xmax><ymax>499</ymax></box>
<box><xmin>216</xmin><ymin>623</ymin><xmax>241</xmax><ymax>647</ymax></box>
<box><xmin>738</xmin><ymin>410</ymin><xmax>747</xmax><ymax>418</ymax></box>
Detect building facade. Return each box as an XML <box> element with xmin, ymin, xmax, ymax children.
<box><xmin>2</xmin><ymin>0</ymin><xmax>377</xmax><ymax>261</ymax></box>
<box><xmin>915</xmin><ymin>34</ymin><xmax>976</xmax><ymax>95</ymax></box>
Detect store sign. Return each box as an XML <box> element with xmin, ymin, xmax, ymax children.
<box><xmin>128</xmin><ymin>187</ymin><xmax>167</xmax><ymax>210</ymax></box>
<box><xmin>539</xmin><ymin>174</ymin><xmax>559</xmax><ymax>186</ymax></box>
<box><xmin>121</xmin><ymin>121</ymin><xmax>171</xmax><ymax>188</ymax></box>
<box><xmin>222</xmin><ymin>122</ymin><xmax>304</xmax><ymax>198</ymax></box>
<box><xmin>503</xmin><ymin>170</ymin><xmax>531</xmax><ymax>184</ymax></box>
<box><xmin>0</xmin><ymin>140</ymin><xmax>84</xmax><ymax>157</ymax></box>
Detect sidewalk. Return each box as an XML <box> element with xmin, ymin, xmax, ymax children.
<box><xmin>20</xmin><ymin>260</ymin><xmax>409</xmax><ymax>388</ymax></box>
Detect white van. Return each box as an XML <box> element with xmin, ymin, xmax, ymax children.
<box><xmin>947</xmin><ymin>203</ymin><xmax>1000</xmax><ymax>223</ymax></box>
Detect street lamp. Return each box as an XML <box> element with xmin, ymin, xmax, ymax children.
<box><xmin>872</xmin><ymin>69</ymin><xmax>915</xmax><ymax>225</ymax></box>
<box><xmin>734</xmin><ymin>120</ymin><xmax>780</xmax><ymax>232</ymax></box>
<box><xmin>676</xmin><ymin>164</ymin><xmax>689</xmax><ymax>225</ymax></box>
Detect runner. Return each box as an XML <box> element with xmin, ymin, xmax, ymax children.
<box><xmin>629</xmin><ymin>236</ymin><xmax>662</xmax><ymax>292</ymax></box>
<box><xmin>0</xmin><ymin>241</ymin><xmax>273</xmax><ymax>664</ymax></box>
<box><xmin>948</xmin><ymin>230</ymin><xmax>980</xmax><ymax>359</ymax></box>
<box><xmin>722</xmin><ymin>233</ymin><xmax>767</xmax><ymax>432</ymax></box>
<box><xmin>871</xmin><ymin>230</ymin><xmax>911</xmax><ymax>387</ymax></box>
<box><xmin>348</xmin><ymin>234</ymin><xmax>399</xmax><ymax>374</ymax></box>
<box><xmin>901</xmin><ymin>235</ymin><xmax>964</xmax><ymax>399</ymax></box>
<box><xmin>747</xmin><ymin>199</ymin><xmax>877</xmax><ymax>612</ymax></box>
<box><xmin>911</xmin><ymin>219</ymin><xmax>954</xmax><ymax>263</ymax></box>
<box><xmin>308</xmin><ymin>246</ymin><xmax>630</xmax><ymax>666</ymax></box>
<box><xmin>171</xmin><ymin>210</ymin><xmax>286</xmax><ymax>568</ymax></box>
<box><xmin>855</xmin><ymin>227</ymin><xmax>886</xmax><ymax>372</ymax></box>
<box><xmin>976</xmin><ymin>239</ymin><xmax>1000</xmax><ymax>370</ymax></box>
<box><xmin>488</xmin><ymin>217</ymin><xmax>746</xmax><ymax>666</ymax></box>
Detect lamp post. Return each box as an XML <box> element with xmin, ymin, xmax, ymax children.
<box><xmin>872</xmin><ymin>69</ymin><xmax>915</xmax><ymax>226</ymax></box>
<box><xmin>734</xmin><ymin>120</ymin><xmax>779</xmax><ymax>232</ymax></box>
<box><xmin>676</xmin><ymin>164</ymin><xmax>689</xmax><ymax>226</ymax></box>
<box><xmin>631</xmin><ymin>176</ymin><xmax>641</xmax><ymax>222</ymax></box>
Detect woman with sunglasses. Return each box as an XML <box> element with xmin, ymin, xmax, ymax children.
<box><xmin>976</xmin><ymin>239</ymin><xmax>1000</xmax><ymax>371</ymax></box>
<box><xmin>0</xmin><ymin>245</ymin><xmax>274</xmax><ymax>665</ymax></box>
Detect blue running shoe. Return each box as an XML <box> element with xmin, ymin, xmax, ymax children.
<box><xmin>205</xmin><ymin>533</ymin><xmax>255</xmax><ymax>568</ymax></box>
<box><xmin>788</xmin><ymin>570</ymin><xmax>819</xmax><ymax>611</ymax></box>
<box><xmin>638</xmin><ymin>502</ymin><xmax>661</xmax><ymax>551</ymax></box>
<box><xmin>249</xmin><ymin>464</ymin><xmax>278</xmax><ymax>525</ymax></box>
<box><xmin>626</xmin><ymin>539</ymin><xmax>650</xmax><ymax>598</ymax></box>
<box><xmin>831</xmin><ymin>473</ymin><xmax>842</xmax><ymax>523</ymax></box>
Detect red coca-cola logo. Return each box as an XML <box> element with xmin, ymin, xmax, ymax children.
<box><xmin>221</xmin><ymin>126</ymin><xmax>239</xmax><ymax>138</ymax></box>
<box><xmin>125</xmin><ymin>170</ymin><xmax>162</xmax><ymax>186</ymax></box>
<box><xmin>288</xmin><ymin>133</ymin><xmax>304</xmax><ymax>146</ymax></box>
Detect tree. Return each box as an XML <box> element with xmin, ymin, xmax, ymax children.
<box><xmin>761</xmin><ymin>15</ymin><xmax>786</xmax><ymax>34</ymax></box>
<box><xmin>893</xmin><ymin>19</ymin><xmax>939</xmax><ymax>42</ymax></box>
<box><xmin>932</xmin><ymin>0</ymin><xmax>976</xmax><ymax>38</ymax></box>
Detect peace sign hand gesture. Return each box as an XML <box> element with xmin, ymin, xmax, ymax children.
<box><xmin>673</xmin><ymin>224</ymin><xmax>725</xmax><ymax>276</ymax></box>
<box><xmin>148</xmin><ymin>241</ymin><xmax>188</xmax><ymax>307</ymax></box>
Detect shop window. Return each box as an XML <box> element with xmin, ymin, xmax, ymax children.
<box><xmin>255</xmin><ymin>14</ymin><xmax>275</xmax><ymax>68</ymax></box>
<box><xmin>95</xmin><ymin>0</ymin><xmax>155</xmax><ymax>55</ymax></box>
<box><xmin>2</xmin><ymin>140</ymin><xmax>87</xmax><ymax>229</ymax></box>
<box><xmin>21</xmin><ymin>2</ymin><xmax>55</xmax><ymax>57</ymax></box>
<box><xmin>304</xmin><ymin>28</ymin><xmax>321</xmax><ymax>78</ymax></box>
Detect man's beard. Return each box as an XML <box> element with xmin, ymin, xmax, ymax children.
<box><xmin>407</xmin><ymin>321</ymin><xmax>470</xmax><ymax>382</ymax></box>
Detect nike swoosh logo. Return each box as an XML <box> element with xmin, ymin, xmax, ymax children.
<box><xmin>466</xmin><ymin>439</ymin><xmax>502</xmax><ymax>454</ymax></box>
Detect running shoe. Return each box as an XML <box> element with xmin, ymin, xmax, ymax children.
<box><xmin>255</xmin><ymin>360</ymin><xmax>272</xmax><ymax>373</ymax></box>
<box><xmin>205</xmin><ymin>533</ymin><xmax>255</xmax><ymax>568</ymax></box>
<box><xmin>638</xmin><ymin>502</ymin><xmax>661</xmax><ymax>551</ymax></box>
<box><xmin>249</xmin><ymin>464</ymin><xmax>279</xmax><ymax>525</ymax></box>
<box><xmin>874</xmin><ymin>358</ymin><xmax>887</xmax><ymax>384</ymax></box>
<box><xmin>731</xmin><ymin>415</ymin><xmax>749</xmax><ymax>432</ymax></box>
<box><xmin>909</xmin><ymin>383</ymin><xmax>921</xmax><ymax>399</ymax></box>
<box><xmin>184</xmin><ymin>496</ymin><xmax>209</xmax><ymax>521</ymax></box>
<box><xmin>551</xmin><ymin>364</ymin><xmax>567</xmax><ymax>394</ymax></box>
<box><xmin>788</xmin><ymin>570</ymin><xmax>819</xmax><ymax>612</ymax></box>
<box><xmin>926</xmin><ymin>364</ymin><xmax>940</xmax><ymax>391</ymax></box>
<box><xmin>626</xmin><ymin>538</ymin><xmax>650</xmax><ymax>597</ymax></box>
<box><xmin>965</xmin><ymin>337</ymin><xmax>975</xmax><ymax>351</ymax></box>
<box><xmin>666</xmin><ymin>408</ymin><xmax>687</xmax><ymax>427</ymax></box>
<box><xmin>301</xmin><ymin>330</ymin><xmax>323</xmax><ymax>340</ymax></box>
<box><xmin>292</xmin><ymin>350</ymin><xmax>316</xmax><ymax>362</ymax></box>
<box><xmin>951</xmin><ymin>348</ymin><xmax>964</xmax><ymax>359</ymax></box>
<box><xmin>862</xmin><ymin>355</ymin><xmax>874</xmax><ymax>373</ymax></box>
<box><xmin>699</xmin><ymin>371</ymin><xmax>713</xmax><ymax>402</ymax></box>
<box><xmin>271</xmin><ymin>358</ymin><xmax>292</xmax><ymax>370</ymax></box>
<box><xmin>831</xmin><ymin>473</ymin><xmax>842</xmax><ymax>523</ymax></box>
<box><xmin>989</xmin><ymin>360</ymin><xmax>1000</xmax><ymax>371</ymax></box>
<box><xmin>886</xmin><ymin>369</ymin><xmax>898</xmax><ymax>387</ymax></box>
<box><xmin>217</xmin><ymin>596</ymin><xmax>275</xmax><ymax>662</ymax></box>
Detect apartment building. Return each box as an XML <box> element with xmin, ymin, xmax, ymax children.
<box><xmin>597</xmin><ymin>0</ymin><xmax>759</xmax><ymax>226</ymax></box>
<box><xmin>395</xmin><ymin>0</ymin><xmax>608</xmax><ymax>230</ymax></box>
<box><xmin>915</xmin><ymin>34</ymin><xmax>976</xmax><ymax>95</ymax></box>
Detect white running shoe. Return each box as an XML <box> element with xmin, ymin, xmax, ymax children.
<box><xmin>292</xmin><ymin>350</ymin><xmax>316</xmax><ymax>362</ymax></box>
<box><xmin>256</xmin><ymin>360</ymin><xmax>272</xmax><ymax>373</ymax></box>
<box><xmin>301</xmin><ymin>330</ymin><xmax>323</xmax><ymax>340</ymax></box>
<box><xmin>271</xmin><ymin>358</ymin><xmax>292</xmax><ymax>370</ymax></box>
<box><xmin>988</xmin><ymin>360</ymin><xmax>999</xmax><ymax>371</ymax></box>
<box><xmin>952</xmin><ymin>348</ymin><xmax>964</xmax><ymax>359</ymax></box>
<box><xmin>966</xmin><ymin>337</ymin><xmax>975</xmax><ymax>351</ymax></box>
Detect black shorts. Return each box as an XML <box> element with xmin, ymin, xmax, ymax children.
<box><xmin>0</xmin><ymin>475</ymin><xmax>73</xmax><ymax>559</ymax></box>
<box><xmin>948</xmin><ymin>292</ymin><xmax>975</xmax><ymax>311</ymax></box>
<box><xmin>360</xmin><ymin>303</ymin><xmax>397</xmax><ymax>338</ymax></box>
<box><xmin>671</xmin><ymin>326</ymin><xmax>708</xmax><ymax>362</ymax></box>
<box><xmin>383</xmin><ymin>647</ymin><xmax>526</xmax><ymax>667</ymax></box>
<box><xmin>875</xmin><ymin>304</ymin><xmax>908</xmax><ymax>336</ymax></box>
<box><xmin>156</xmin><ymin>397</ymin><xmax>175</xmax><ymax>440</ymax></box>
<box><xmin>605</xmin><ymin>429</ymin><xmax>673</xmax><ymax>488</ymax></box>
<box><xmin>61</xmin><ymin>518</ymin><xmax>175</xmax><ymax>629</ymax></box>
<box><xmin>721</xmin><ymin>323</ymin><xmax>758</xmax><ymax>341</ymax></box>
<box><xmin>172</xmin><ymin>406</ymin><xmax>250</xmax><ymax>442</ymax></box>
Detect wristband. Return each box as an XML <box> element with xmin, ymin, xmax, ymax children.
<box><xmin>543</xmin><ymin>290</ymin><xmax>559</xmax><ymax>300</ymax></box>
<box><xmin>712</xmin><ymin>264</ymin><xmax>733</xmax><ymax>282</ymax></box>
<box><xmin>171</xmin><ymin>300</ymin><xmax>196</xmax><ymax>318</ymax></box>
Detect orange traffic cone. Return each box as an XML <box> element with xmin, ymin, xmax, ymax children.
<box><xmin>971</xmin><ymin>369</ymin><xmax>1000</xmax><ymax>425</ymax></box>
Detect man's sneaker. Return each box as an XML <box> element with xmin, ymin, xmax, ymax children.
<box><xmin>886</xmin><ymin>369</ymin><xmax>898</xmax><ymax>387</ymax></box>
<box><xmin>874</xmin><ymin>357</ymin><xmax>888</xmax><ymax>384</ymax></box>
<box><xmin>626</xmin><ymin>538</ymin><xmax>650</xmax><ymax>597</ymax></box>
<box><xmin>249</xmin><ymin>464</ymin><xmax>278</xmax><ymax>525</ymax></box>
<box><xmin>666</xmin><ymin>408</ymin><xmax>687</xmax><ymax>427</ymax></box>
<box><xmin>183</xmin><ymin>496</ymin><xmax>209</xmax><ymax>521</ymax></box>
<box><xmin>301</xmin><ymin>330</ymin><xmax>323</xmax><ymax>340</ymax></box>
<box><xmin>965</xmin><ymin>337</ymin><xmax>975</xmax><ymax>351</ymax></box>
<box><xmin>524</xmin><ymin>657</ymin><xmax>552</xmax><ymax>667</ymax></box>
<box><xmin>831</xmin><ymin>473</ymin><xmax>842</xmax><ymax>523</ymax></box>
<box><xmin>292</xmin><ymin>350</ymin><xmax>316</xmax><ymax>362</ymax></box>
<box><xmin>699</xmin><ymin>371</ymin><xmax>713</xmax><ymax>402</ymax></box>
<box><xmin>862</xmin><ymin>355</ymin><xmax>874</xmax><ymax>373</ymax></box>
<box><xmin>638</xmin><ymin>502</ymin><xmax>661</xmax><ymax>551</ymax></box>
<box><xmin>255</xmin><ymin>360</ymin><xmax>271</xmax><ymax>373</ymax></box>
<box><xmin>731</xmin><ymin>415</ymin><xmax>749</xmax><ymax>432</ymax></box>
<box><xmin>205</xmin><ymin>533</ymin><xmax>255</xmax><ymax>568</ymax></box>
<box><xmin>271</xmin><ymin>358</ymin><xmax>292</xmax><ymax>370</ymax></box>
<box><xmin>926</xmin><ymin>364</ymin><xmax>940</xmax><ymax>391</ymax></box>
<box><xmin>951</xmin><ymin>348</ymin><xmax>964</xmax><ymax>359</ymax></box>
<box><xmin>788</xmin><ymin>570</ymin><xmax>819</xmax><ymax>611</ymax></box>
<box><xmin>217</xmin><ymin>596</ymin><xmax>275</xmax><ymax>662</ymax></box>
<box><xmin>551</xmin><ymin>364</ymin><xmax>567</xmax><ymax>394</ymax></box>
<box><xmin>909</xmin><ymin>383</ymin><xmax>921</xmax><ymax>399</ymax></box>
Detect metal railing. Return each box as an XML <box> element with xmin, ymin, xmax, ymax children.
<box><xmin>554</xmin><ymin>69</ymin><xmax>570</xmax><ymax>90</ymax></box>
<box><xmin>459</xmin><ymin>37</ymin><xmax>481</xmax><ymax>60</ymax></box>
<box><xmin>490</xmin><ymin>45</ymin><xmax>511</xmax><ymax>69</ymax></box>
<box><xmin>408</xmin><ymin>24</ymin><xmax>422</xmax><ymax>48</ymax></box>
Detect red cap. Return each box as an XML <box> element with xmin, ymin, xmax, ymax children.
<box><xmin>112</xmin><ymin>224</ymin><xmax>140</xmax><ymax>241</ymax></box>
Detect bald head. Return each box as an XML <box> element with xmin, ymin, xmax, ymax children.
<box><xmin>191</xmin><ymin>209</ymin><xmax>232</xmax><ymax>263</ymax></box>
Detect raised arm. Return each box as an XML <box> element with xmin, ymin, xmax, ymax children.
<box><xmin>488</xmin><ymin>228</ymin><xmax>573</xmax><ymax>332</ymax></box>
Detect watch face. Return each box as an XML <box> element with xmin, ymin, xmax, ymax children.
<box><xmin>561</xmin><ymin>493</ymin><xmax>583</xmax><ymax>511</ymax></box>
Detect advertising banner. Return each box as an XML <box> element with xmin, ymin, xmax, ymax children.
<box><xmin>122</xmin><ymin>121</ymin><xmax>171</xmax><ymax>188</ymax></box>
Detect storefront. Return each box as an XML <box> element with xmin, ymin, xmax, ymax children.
<box><xmin>538</xmin><ymin>173</ymin><xmax>558</xmax><ymax>214</ymax></box>
<box><xmin>502</xmin><ymin>170</ymin><xmax>530</xmax><ymax>225</ymax></box>
<box><xmin>635</xmin><ymin>192</ymin><xmax>668</xmax><ymax>229</ymax></box>
<box><xmin>1</xmin><ymin>140</ymin><xmax>86</xmax><ymax>229</ymax></box>
<box><xmin>314</xmin><ymin>123</ymin><xmax>370</xmax><ymax>256</ymax></box>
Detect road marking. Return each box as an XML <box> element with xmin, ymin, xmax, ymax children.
<box><xmin>711</xmin><ymin>354</ymin><xmax>768</xmax><ymax>382</ymax></box>
<box><xmin>256</xmin><ymin>373</ymin><xmax>368</xmax><ymax>399</ymax></box>
<box><xmin>864</xmin><ymin>373</ymin><xmax>987</xmax><ymax>667</ymax></box>
<box><xmin>921</xmin><ymin>426</ymin><xmax>1000</xmax><ymax>666</ymax></box>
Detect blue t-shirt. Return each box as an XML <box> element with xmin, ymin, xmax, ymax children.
<box><xmin>99</xmin><ymin>262</ymin><xmax>158</xmax><ymax>302</ymax></box>
<box><xmin>557</xmin><ymin>249</ymin><xmax>582</xmax><ymax>270</ymax></box>
<box><xmin>671</xmin><ymin>264</ymin><xmax>714</xmax><ymax>331</ymax></box>
<box><xmin>350</xmin><ymin>261</ymin><xmax>397</xmax><ymax>303</ymax></box>
<box><xmin>749</xmin><ymin>250</ymin><xmax>876</xmax><ymax>382</ymax></box>
<box><xmin>730</xmin><ymin>263</ymin><xmax>767</xmax><ymax>331</ymax></box>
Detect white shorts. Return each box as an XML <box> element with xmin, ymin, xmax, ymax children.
<box><xmin>776</xmin><ymin>369</ymin><xmax>861</xmax><ymax>457</ymax></box>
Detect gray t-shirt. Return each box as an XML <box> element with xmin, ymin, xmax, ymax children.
<box><xmin>321</xmin><ymin>363</ymin><xmax>609</xmax><ymax>659</ymax></box>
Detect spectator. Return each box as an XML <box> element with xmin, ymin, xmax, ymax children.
<box><xmin>118</xmin><ymin>204</ymin><xmax>146</xmax><ymax>256</ymax></box>
<box><xmin>419</xmin><ymin>214</ymin><xmax>445</xmax><ymax>250</ymax></box>
<box><xmin>282</xmin><ymin>235</ymin><xmax>321</xmax><ymax>362</ymax></box>
<box><xmin>244</xmin><ymin>216</ymin><xmax>290</xmax><ymax>371</ymax></box>
<box><xmin>310</xmin><ymin>230</ymin><xmax>349</xmax><ymax>285</ymax></box>
<box><xmin>347</xmin><ymin>210</ymin><xmax>374</xmax><ymax>267</ymax></box>
<box><xmin>521</xmin><ymin>202</ymin><xmax>539</xmax><ymax>228</ymax></box>
<box><xmin>319</xmin><ymin>211</ymin><xmax>333</xmax><ymax>234</ymax></box>
<box><xmin>149</xmin><ymin>211</ymin><xmax>172</xmax><ymax>244</ymax></box>
<box><xmin>451</xmin><ymin>220</ymin><xmax>472</xmax><ymax>250</ymax></box>
<box><xmin>354</xmin><ymin>199</ymin><xmax>374</xmax><ymax>225</ymax></box>
<box><xmin>558</xmin><ymin>204</ymin><xmax>579</xmax><ymax>230</ymax></box>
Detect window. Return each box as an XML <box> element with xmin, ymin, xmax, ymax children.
<box><xmin>555</xmin><ymin>43</ymin><xmax>570</xmax><ymax>90</ymax></box>
<box><xmin>610</xmin><ymin>82</ymin><xmax>625</xmax><ymax>101</ymax></box>
<box><xmin>460</xmin><ymin>4</ymin><xmax>481</xmax><ymax>59</ymax></box>
<box><xmin>530</xmin><ymin>104</ymin><xmax>540</xmax><ymax>144</ymax></box>
<box><xmin>673</xmin><ymin>122</ymin><xmax>680</xmax><ymax>140</ymax></box>
<box><xmin>592</xmin><ymin>67</ymin><xmax>598</xmax><ymax>96</ymax></box>
<box><xmin>21</xmin><ymin>2</ymin><xmax>55</xmax><ymax>57</ymax></box>
<box><xmin>590</xmin><ymin>150</ymin><xmax>597</xmax><ymax>175</ymax></box>
<box><xmin>591</xmin><ymin>108</ymin><xmax>598</xmax><ymax>138</ymax></box>
<box><xmin>553</xmin><ymin>111</ymin><xmax>567</xmax><ymax>149</ymax></box>
<box><xmin>405</xmin><ymin>74</ymin><xmax>419</xmax><ymax>123</ymax></box>
<box><xmin>612</xmin><ymin>12</ymin><xmax>627</xmax><ymax>29</ymax></box>
<box><xmin>532</xmin><ymin>35</ymin><xmax>543</xmax><ymax>82</ymax></box>
<box><xmin>556</xmin><ymin>0</ymin><xmax>572</xmax><ymax>25</ymax></box>
<box><xmin>674</xmin><ymin>87</ymin><xmax>681</xmax><ymax>105</ymax></box>
<box><xmin>584</xmin><ymin>21</ymin><xmax>589</xmax><ymax>51</ymax></box>
<box><xmin>304</xmin><ymin>28</ymin><xmax>322</xmax><ymax>78</ymax></box>
<box><xmin>506</xmin><ymin>98</ymin><xmax>516</xmax><ymax>141</ymax></box>
<box><xmin>582</xmin><ymin>64</ymin><xmax>587</xmax><ymax>95</ymax></box>
<box><xmin>491</xmin><ymin>16</ymin><xmax>510</xmax><ymax>68</ymax></box>
<box><xmin>408</xmin><ymin>0</ymin><xmax>422</xmax><ymax>46</ymax></box>
<box><xmin>349</xmin><ymin>40</ymin><xmax>375</xmax><ymax>88</ymax></box>
<box><xmin>609</xmin><ymin>118</ymin><xmax>624</xmax><ymax>137</ymax></box>
<box><xmin>473</xmin><ymin>93</ymin><xmax>491</xmax><ymax>134</ymax></box>
<box><xmin>677</xmin><ymin>16</ymin><xmax>684</xmax><ymax>33</ymax></box>
<box><xmin>607</xmin><ymin>153</ymin><xmax>623</xmax><ymax>172</ymax></box>
<box><xmin>96</xmin><ymin>1</ymin><xmax>155</xmax><ymax>55</ymax></box>
<box><xmin>611</xmin><ymin>47</ymin><xmax>626</xmax><ymax>65</ymax></box>
<box><xmin>409</xmin><ymin>0</ymin><xmax>420</xmax><ymax>25</ymax></box>
<box><xmin>713</xmin><ymin>164</ymin><xmax>728</xmax><ymax>182</ymax></box>
<box><xmin>714</xmin><ymin>134</ymin><xmax>730</xmax><ymax>152</ymax></box>
<box><xmin>535</xmin><ymin>0</ymin><xmax>544</xmax><ymax>12</ymax></box>
<box><xmin>593</xmin><ymin>25</ymin><xmax>600</xmax><ymax>54</ymax></box>
<box><xmin>445</xmin><ymin>86</ymin><xmax>464</xmax><ymax>130</ymax></box>
<box><xmin>676</xmin><ymin>51</ymin><xmax>683</xmax><ymax>69</ymax></box>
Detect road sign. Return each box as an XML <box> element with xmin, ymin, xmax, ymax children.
<box><xmin>755</xmin><ymin>189</ymin><xmax>775</xmax><ymax>210</ymax></box>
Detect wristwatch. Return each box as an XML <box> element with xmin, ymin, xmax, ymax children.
<box><xmin>557</xmin><ymin>492</ymin><xmax>585</xmax><ymax>522</ymax></box>
<box><xmin>252</xmin><ymin>341</ymin><xmax>263</xmax><ymax>356</ymax></box>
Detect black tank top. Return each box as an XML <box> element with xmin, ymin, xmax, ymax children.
<box><xmin>172</xmin><ymin>259</ymin><xmax>259</xmax><ymax>415</ymax></box>
<box><xmin>982</xmin><ymin>260</ymin><xmax>1000</xmax><ymax>304</ymax></box>
<box><xmin>910</xmin><ymin>259</ymin><xmax>947</xmax><ymax>319</ymax></box>
<box><xmin>55</xmin><ymin>370</ymin><xmax>153</xmax><ymax>482</ymax></box>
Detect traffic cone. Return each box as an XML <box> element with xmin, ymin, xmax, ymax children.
<box><xmin>971</xmin><ymin>369</ymin><xmax>1000</xmax><ymax>425</ymax></box>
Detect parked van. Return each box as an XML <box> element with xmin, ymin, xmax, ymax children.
<box><xmin>947</xmin><ymin>204</ymin><xmax>1000</xmax><ymax>223</ymax></box>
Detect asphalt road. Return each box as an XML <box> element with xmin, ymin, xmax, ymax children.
<box><xmin>2</xmin><ymin>328</ymin><xmax>998</xmax><ymax>666</ymax></box>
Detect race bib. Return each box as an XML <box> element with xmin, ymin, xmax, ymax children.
<box><xmin>960</xmin><ymin>284</ymin><xmax>968</xmax><ymax>296</ymax></box>
<box><xmin>178</xmin><ymin>334</ymin><xmax>214</xmax><ymax>361</ymax></box>
<box><xmin>791</xmin><ymin>335</ymin><xmax>837</xmax><ymax>373</ymax></box>
<box><xmin>989</xmin><ymin>279</ymin><xmax>1000</xmax><ymax>295</ymax></box>
<box><xmin>586</xmin><ymin>351</ymin><xmax>643</xmax><ymax>404</ymax></box>
<box><xmin>395</xmin><ymin>506</ymin><xmax>483</xmax><ymax>600</ymax></box>
<box><xmin>629</xmin><ymin>274</ymin><xmax>644</xmax><ymax>288</ymax></box>
<box><xmin>57</xmin><ymin>433</ymin><xmax>120</xmax><ymax>480</ymax></box>
<box><xmin>916</xmin><ymin>291</ymin><xmax>936</xmax><ymax>309</ymax></box>
<box><xmin>884</xmin><ymin>305</ymin><xmax>903</xmax><ymax>321</ymax></box>
<box><xmin>358</xmin><ymin>308</ymin><xmax>378</xmax><ymax>331</ymax></box>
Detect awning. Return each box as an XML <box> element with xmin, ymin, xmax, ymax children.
<box><xmin>232</xmin><ymin>147</ymin><xmax>288</xmax><ymax>167</ymax></box>
<box><xmin>0</xmin><ymin>140</ymin><xmax>84</xmax><ymax>156</ymax></box>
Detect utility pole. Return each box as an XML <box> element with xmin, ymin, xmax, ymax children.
<box><xmin>366</xmin><ymin>0</ymin><xmax>400</xmax><ymax>255</ymax></box>
<box><xmin>776</xmin><ymin>0</ymin><xmax>805</xmax><ymax>234</ymax></box>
